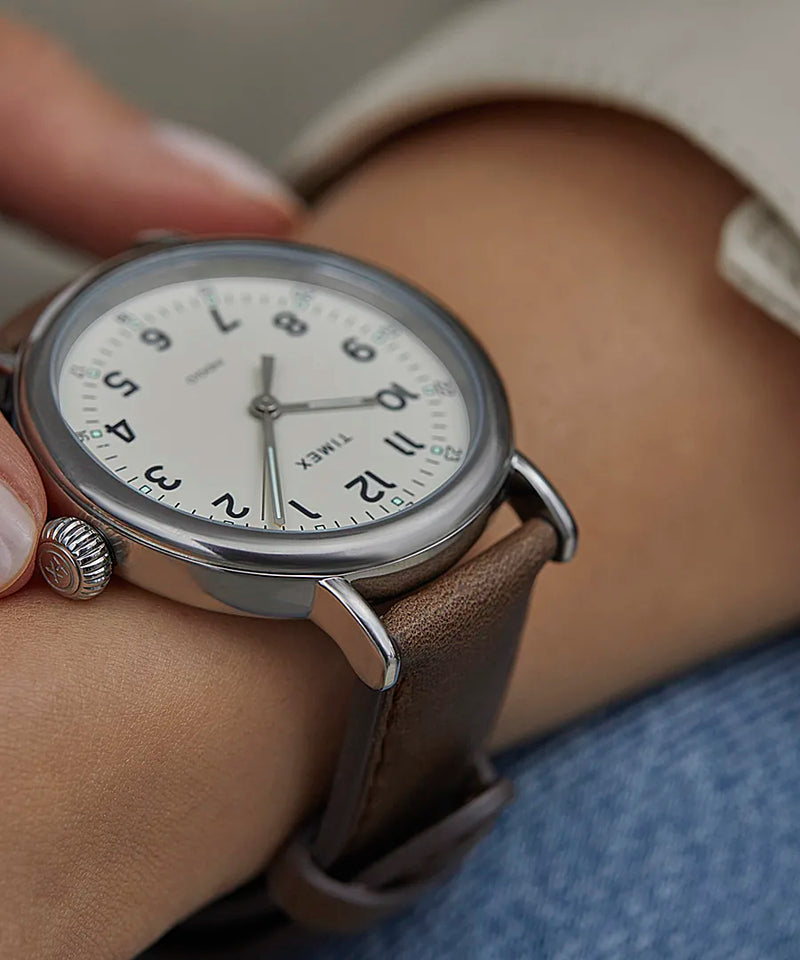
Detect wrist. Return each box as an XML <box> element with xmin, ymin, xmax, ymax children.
<box><xmin>0</xmin><ymin>579</ymin><xmax>351</xmax><ymax>958</ymax></box>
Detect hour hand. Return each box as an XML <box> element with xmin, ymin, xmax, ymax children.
<box><xmin>279</xmin><ymin>395</ymin><xmax>379</xmax><ymax>415</ymax></box>
<box><xmin>261</xmin><ymin>354</ymin><xmax>274</xmax><ymax>395</ymax></box>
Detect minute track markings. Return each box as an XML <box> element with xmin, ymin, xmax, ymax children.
<box><xmin>203</xmin><ymin>285</ymin><xmax>241</xmax><ymax>333</ymax></box>
<box><xmin>60</xmin><ymin>275</ymin><xmax>470</xmax><ymax>532</ymax></box>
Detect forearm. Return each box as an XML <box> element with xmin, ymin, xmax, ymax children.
<box><xmin>301</xmin><ymin>104</ymin><xmax>800</xmax><ymax>744</ymax></box>
<box><xmin>2</xmin><ymin>105</ymin><xmax>799</xmax><ymax>958</ymax></box>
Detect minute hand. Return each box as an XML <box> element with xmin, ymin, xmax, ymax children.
<box><xmin>279</xmin><ymin>395</ymin><xmax>379</xmax><ymax>414</ymax></box>
<box><xmin>255</xmin><ymin>354</ymin><xmax>285</xmax><ymax>527</ymax></box>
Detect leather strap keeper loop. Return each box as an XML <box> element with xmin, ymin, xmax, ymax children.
<box><xmin>268</xmin><ymin>760</ymin><xmax>514</xmax><ymax>933</ymax></box>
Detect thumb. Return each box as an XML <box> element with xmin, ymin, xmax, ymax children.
<box><xmin>0</xmin><ymin>411</ymin><xmax>45</xmax><ymax>598</ymax></box>
<box><xmin>0</xmin><ymin>16</ymin><xmax>301</xmax><ymax>256</ymax></box>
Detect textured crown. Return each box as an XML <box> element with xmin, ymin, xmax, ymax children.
<box><xmin>37</xmin><ymin>517</ymin><xmax>113</xmax><ymax>600</ymax></box>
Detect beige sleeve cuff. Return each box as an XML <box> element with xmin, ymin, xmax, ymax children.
<box><xmin>282</xmin><ymin>0</ymin><xmax>800</xmax><ymax>339</ymax></box>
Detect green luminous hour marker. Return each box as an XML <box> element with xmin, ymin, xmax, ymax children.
<box><xmin>430</xmin><ymin>445</ymin><xmax>443</xmax><ymax>455</ymax></box>
<box><xmin>86</xmin><ymin>368</ymin><xmax>101</xmax><ymax>378</ymax></box>
<box><xmin>139</xmin><ymin>484</ymin><xmax>152</xmax><ymax>495</ymax></box>
<box><xmin>118</xmin><ymin>311</ymin><xmax>143</xmax><ymax>330</ymax></box>
<box><xmin>391</xmin><ymin>496</ymin><xmax>404</xmax><ymax>506</ymax></box>
<box><xmin>90</xmin><ymin>429</ymin><xmax>103</xmax><ymax>438</ymax></box>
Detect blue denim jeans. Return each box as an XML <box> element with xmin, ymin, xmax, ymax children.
<box><xmin>148</xmin><ymin>631</ymin><xmax>800</xmax><ymax>959</ymax></box>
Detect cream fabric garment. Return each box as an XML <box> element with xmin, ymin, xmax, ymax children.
<box><xmin>283</xmin><ymin>0</ymin><xmax>800</xmax><ymax>339</ymax></box>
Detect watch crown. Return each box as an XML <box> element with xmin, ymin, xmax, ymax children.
<box><xmin>37</xmin><ymin>517</ymin><xmax>113</xmax><ymax>600</ymax></box>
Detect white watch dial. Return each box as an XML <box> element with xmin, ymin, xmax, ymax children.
<box><xmin>57</xmin><ymin>277</ymin><xmax>470</xmax><ymax>532</ymax></box>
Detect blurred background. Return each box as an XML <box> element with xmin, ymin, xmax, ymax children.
<box><xmin>0</xmin><ymin>0</ymin><xmax>464</xmax><ymax>314</ymax></box>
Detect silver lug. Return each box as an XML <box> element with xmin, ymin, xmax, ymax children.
<box><xmin>0</xmin><ymin>350</ymin><xmax>15</xmax><ymax>376</ymax></box>
<box><xmin>507</xmin><ymin>451</ymin><xmax>578</xmax><ymax>562</ymax></box>
<box><xmin>38</xmin><ymin>517</ymin><xmax>113</xmax><ymax>599</ymax></box>
<box><xmin>311</xmin><ymin>577</ymin><xmax>400</xmax><ymax>691</ymax></box>
<box><xmin>0</xmin><ymin>350</ymin><xmax>15</xmax><ymax>419</ymax></box>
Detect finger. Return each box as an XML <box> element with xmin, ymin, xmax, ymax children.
<box><xmin>0</xmin><ymin>16</ymin><xmax>301</xmax><ymax>256</ymax></box>
<box><xmin>0</xmin><ymin>413</ymin><xmax>46</xmax><ymax>598</ymax></box>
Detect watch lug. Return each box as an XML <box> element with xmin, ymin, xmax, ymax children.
<box><xmin>311</xmin><ymin>577</ymin><xmax>400</xmax><ymax>691</ymax></box>
<box><xmin>507</xmin><ymin>450</ymin><xmax>578</xmax><ymax>562</ymax></box>
<box><xmin>0</xmin><ymin>350</ymin><xmax>16</xmax><ymax>420</ymax></box>
<box><xmin>0</xmin><ymin>350</ymin><xmax>15</xmax><ymax>376</ymax></box>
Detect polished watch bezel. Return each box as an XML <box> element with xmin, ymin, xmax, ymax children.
<box><xmin>14</xmin><ymin>239</ymin><xmax>513</xmax><ymax>592</ymax></box>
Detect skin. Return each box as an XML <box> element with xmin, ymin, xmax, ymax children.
<box><xmin>0</xmin><ymin>12</ymin><xmax>296</xmax><ymax>599</ymax></box>
<box><xmin>309</xmin><ymin>104</ymin><xmax>800</xmax><ymax>745</ymax></box>
<box><xmin>0</xmin><ymin>16</ymin><xmax>297</xmax><ymax>256</ymax></box>
<box><xmin>0</xmin><ymin>42</ymin><xmax>799</xmax><ymax>960</ymax></box>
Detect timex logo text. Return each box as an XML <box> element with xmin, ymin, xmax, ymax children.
<box><xmin>295</xmin><ymin>433</ymin><xmax>353</xmax><ymax>470</ymax></box>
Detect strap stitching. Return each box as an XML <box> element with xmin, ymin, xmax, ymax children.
<box><xmin>347</xmin><ymin>675</ymin><xmax>401</xmax><ymax>846</ymax></box>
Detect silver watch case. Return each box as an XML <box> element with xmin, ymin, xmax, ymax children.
<box><xmin>10</xmin><ymin>238</ymin><xmax>576</xmax><ymax>690</ymax></box>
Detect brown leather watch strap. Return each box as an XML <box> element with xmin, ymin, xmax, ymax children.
<box><xmin>269</xmin><ymin>516</ymin><xmax>558</xmax><ymax>931</ymax></box>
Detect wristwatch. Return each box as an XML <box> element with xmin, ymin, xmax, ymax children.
<box><xmin>0</xmin><ymin>236</ymin><xmax>576</xmax><ymax>933</ymax></box>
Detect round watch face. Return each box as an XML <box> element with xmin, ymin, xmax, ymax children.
<box><xmin>57</xmin><ymin>275</ymin><xmax>469</xmax><ymax>532</ymax></box>
<box><xmin>17</xmin><ymin>240</ymin><xmax>511</xmax><ymax>580</ymax></box>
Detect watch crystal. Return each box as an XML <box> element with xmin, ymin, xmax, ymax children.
<box><xmin>57</xmin><ymin>276</ymin><xmax>470</xmax><ymax>532</ymax></box>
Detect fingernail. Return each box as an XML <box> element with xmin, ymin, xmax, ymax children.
<box><xmin>152</xmin><ymin>120</ymin><xmax>301</xmax><ymax>212</ymax></box>
<box><xmin>0</xmin><ymin>480</ymin><xmax>37</xmax><ymax>591</ymax></box>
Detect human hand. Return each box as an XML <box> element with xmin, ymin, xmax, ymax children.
<box><xmin>0</xmin><ymin>14</ymin><xmax>301</xmax><ymax>597</ymax></box>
